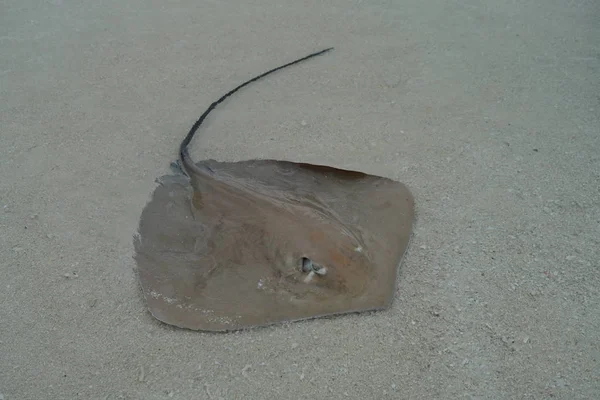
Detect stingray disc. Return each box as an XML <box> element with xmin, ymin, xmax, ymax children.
<box><xmin>134</xmin><ymin>159</ymin><xmax>413</xmax><ymax>331</ymax></box>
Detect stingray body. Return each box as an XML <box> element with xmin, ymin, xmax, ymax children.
<box><xmin>134</xmin><ymin>48</ymin><xmax>414</xmax><ymax>331</ymax></box>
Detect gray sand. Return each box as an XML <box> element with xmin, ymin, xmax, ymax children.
<box><xmin>1</xmin><ymin>0</ymin><xmax>599</xmax><ymax>399</ymax></box>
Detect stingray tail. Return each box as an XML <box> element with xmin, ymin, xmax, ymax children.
<box><xmin>179</xmin><ymin>47</ymin><xmax>334</xmax><ymax>178</ymax></box>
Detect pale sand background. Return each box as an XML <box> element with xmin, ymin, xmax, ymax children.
<box><xmin>1</xmin><ymin>0</ymin><xmax>599</xmax><ymax>399</ymax></box>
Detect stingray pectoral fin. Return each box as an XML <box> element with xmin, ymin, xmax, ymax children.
<box><xmin>134</xmin><ymin>159</ymin><xmax>413</xmax><ymax>332</ymax></box>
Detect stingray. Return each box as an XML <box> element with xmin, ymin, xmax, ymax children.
<box><xmin>134</xmin><ymin>48</ymin><xmax>414</xmax><ymax>332</ymax></box>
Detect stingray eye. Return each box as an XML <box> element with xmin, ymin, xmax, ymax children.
<box><xmin>312</xmin><ymin>264</ymin><xmax>327</xmax><ymax>275</ymax></box>
<box><xmin>301</xmin><ymin>257</ymin><xmax>313</xmax><ymax>273</ymax></box>
<box><xmin>300</xmin><ymin>257</ymin><xmax>327</xmax><ymax>283</ymax></box>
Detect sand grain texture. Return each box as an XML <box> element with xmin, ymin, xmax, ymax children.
<box><xmin>1</xmin><ymin>0</ymin><xmax>599</xmax><ymax>399</ymax></box>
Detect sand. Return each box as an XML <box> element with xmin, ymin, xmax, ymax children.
<box><xmin>1</xmin><ymin>0</ymin><xmax>599</xmax><ymax>399</ymax></box>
